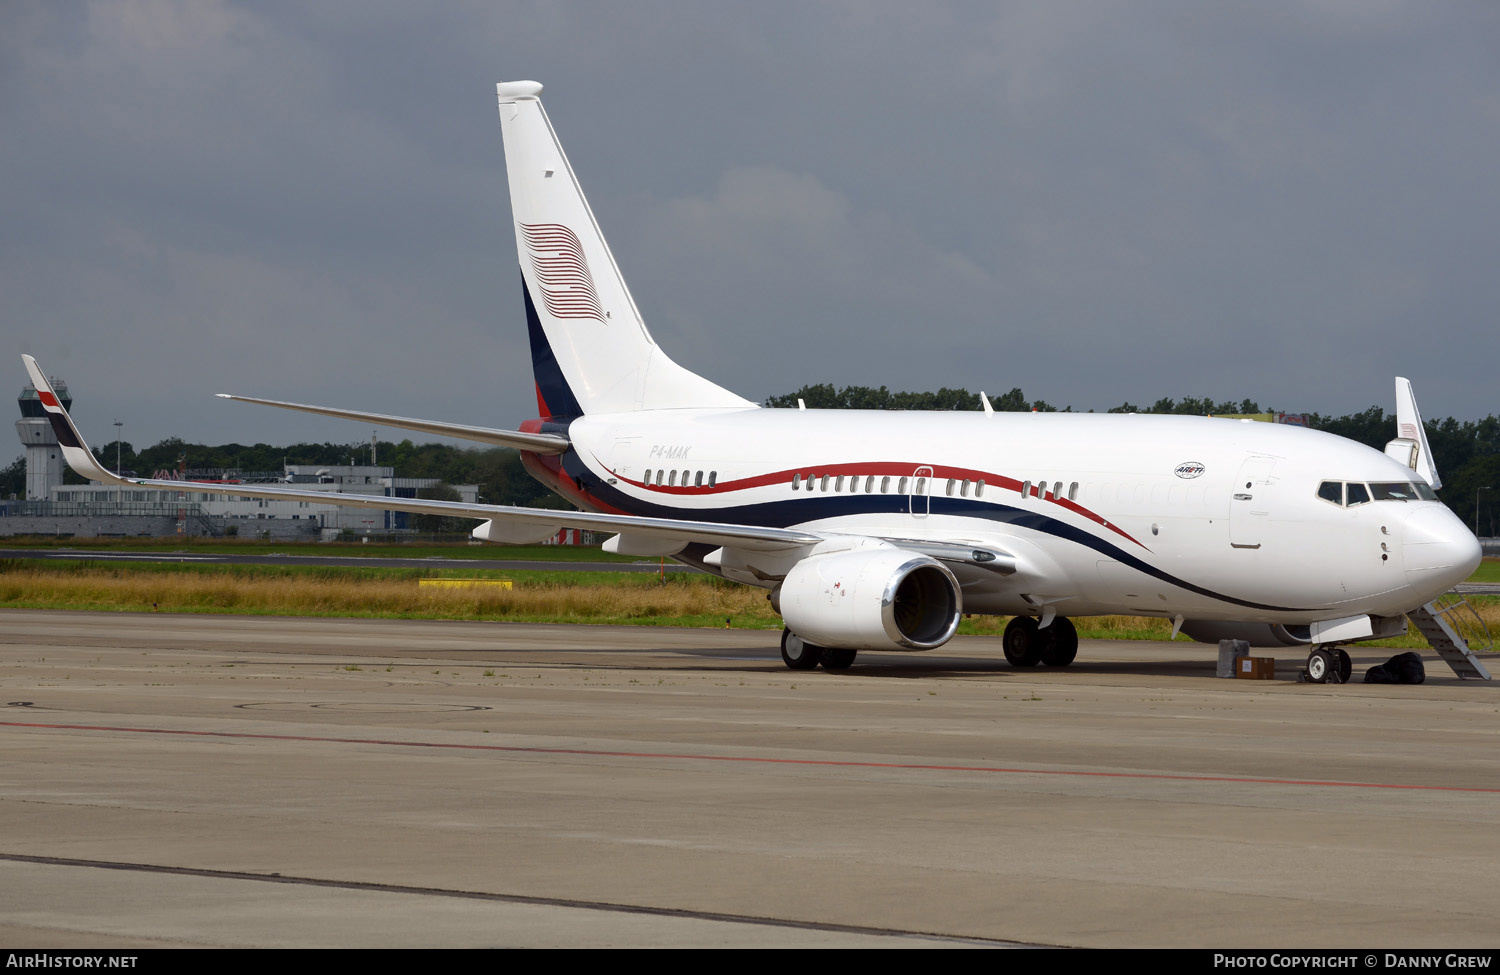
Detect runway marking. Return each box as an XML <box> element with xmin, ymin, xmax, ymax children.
<box><xmin>5</xmin><ymin>720</ymin><xmax>1498</xmax><ymax>794</ymax></box>
<box><xmin>0</xmin><ymin>853</ymin><xmax>1023</xmax><ymax>946</ymax></box>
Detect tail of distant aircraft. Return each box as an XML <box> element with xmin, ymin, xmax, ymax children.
<box><xmin>496</xmin><ymin>81</ymin><xmax>751</xmax><ymax>418</ymax></box>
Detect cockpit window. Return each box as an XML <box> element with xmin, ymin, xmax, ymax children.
<box><xmin>1370</xmin><ymin>482</ymin><xmax>1419</xmax><ymax>501</ymax></box>
<box><xmin>1320</xmin><ymin>479</ymin><xmax>1438</xmax><ymax>507</ymax></box>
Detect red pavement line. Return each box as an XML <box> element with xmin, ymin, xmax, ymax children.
<box><xmin>5</xmin><ymin>720</ymin><xmax>1495</xmax><ymax>793</ymax></box>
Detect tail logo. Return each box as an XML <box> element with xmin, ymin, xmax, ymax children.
<box><xmin>520</xmin><ymin>223</ymin><xmax>606</xmax><ymax>324</ymax></box>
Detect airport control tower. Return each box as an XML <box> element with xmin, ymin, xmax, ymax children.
<box><xmin>17</xmin><ymin>375</ymin><xmax>71</xmax><ymax>500</ymax></box>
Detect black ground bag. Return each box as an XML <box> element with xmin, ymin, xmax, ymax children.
<box><xmin>1363</xmin><ymin>651</ymin><xmax>1427</xmax><ymax>684</ymax></box>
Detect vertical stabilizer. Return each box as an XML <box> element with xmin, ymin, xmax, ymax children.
<box><xmin>496</xmin><ymin>81</ymin><xmax>752</xmax><ymax>417</ymax></box>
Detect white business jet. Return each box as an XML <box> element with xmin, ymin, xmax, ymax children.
<box><xmin>22</xmin><ymin>80</ymin><xmax>1483</xmax><ymax>681</ymax></box>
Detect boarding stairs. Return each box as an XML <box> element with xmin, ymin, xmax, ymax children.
<box><xmin>1409</xmin><ymin>593</ymin><xmax>1493</xmax><ymax>680</ymax></box>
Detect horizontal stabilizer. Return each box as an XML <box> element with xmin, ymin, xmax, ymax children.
<box><xmin>216</xmin><ymin>393</ymin><xmax>569</xmax><ymax>454</ymax></box>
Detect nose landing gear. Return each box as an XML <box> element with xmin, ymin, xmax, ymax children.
<box><xmin>1303</xmin><ymin>645</ymin><xmax>1353</xmax><ymax>684</ymax></box>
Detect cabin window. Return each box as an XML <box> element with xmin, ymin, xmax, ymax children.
<box><xmin>1021</xmin><ymin>480</ymin><xmax>1031</xmax><ymax>498</ymax></box>
<box><xmin>915</xmin><ymin>476</ymin><xmax>926</xmax><ymax>494</ymax></box>
<box><xmin>835</xmin><ymin>475</ymin><xmax>844</xmax><ymax>492</ymax></box>
<box><xmin>820</xmin><ymin>475</ymin><xmax>829</xmax><ymax>492</ymax></box>
<box><xmin>792</xmin><ymin>473</ymin><xmax>801</xmax><ymax>490</ymax></box>
<box><xmin>694</xmin><ymin>471</ymin><xmax>703</xmax><ymax>488</ymax></box>
<box><xmin>643</xmin><ymin>470</ymin><xmax>652</xmax><ymax>486</ymax></box>
<box><xmin>657</xmin><ymin>469</ymin><xmax>664</xmax><ymax>484</ymax></box>
<box><xmin>960</xmin><ymin>479</ymin><xmax>970</xmax><ymax>497</ymax></box>
<box><xmin>1346</xmin><ymin>482</ymin><xmax>1371</xmax><ymax>506</ymax></box>
<box><xmin>1317</xmin><ymin>481</ymin><xmax>1342</xmax><ymax>505</ymax></box>
<box><xmin>865</xmin><ymin>475</ymin><xmax>874</xmax><ymax>493</ymax></box>
<box><xmin>899</xmin><ymin>476</ymin><xmax>909</xmax><ymax>494</ymax></box>
<box><xmin>881</xmin><ymin>476</ymin><xmax>890</xmax><ymax>493</ymax></box>
<box><xmin>946</xmin><ymin>478</ymin><xmax>955</xmax><ymax>496</ymax></box>
<box><xmin>1068</xmin><ymin>482</ymin><xmax>1078</xmax><ymax>501</ymax></box>
<box><xmin>668</xmin><ymin>470</ymin><xmax>677</xmax><ymax>486</ymax></box>
<box><xmin>1054</xmin><ymin>481</ymin><xmax>1063</xmax><ymax>499</ymax></box>
<box><xmin>708</xmin><ymin>471</ymin><xmax>717</xmax><ymax>488</ymax></box>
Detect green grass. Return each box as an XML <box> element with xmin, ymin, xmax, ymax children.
<box><xmin>1</xmin><ymin>550</ymin><xmax>1494</xmax><ymax>648</ymax></box>
<box><xmin>1467</xmin><ymin>557</ymin><xmax>1500</xmax><ymax>584</ymax></box>
<box><xmin>0</xmin><ymin>557</ymin><xmax>781</xmax><ymax>628</ymax></box>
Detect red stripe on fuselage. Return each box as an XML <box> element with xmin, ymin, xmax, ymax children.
<box><xmin>593</xmin><ymin>457</ymin><xmax>1145</xmax><ymax>549</ymax></box>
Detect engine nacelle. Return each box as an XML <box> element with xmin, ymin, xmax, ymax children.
<box><xmin>779</xmin><ymin>549</ymin><xmax>962</xmax><ymax>652</ymax></box>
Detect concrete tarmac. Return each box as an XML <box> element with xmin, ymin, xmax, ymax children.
<box><xmin>2</xmin><ymin>609</ymin><xmax>1497</xmax><ymax>948</ymax></box>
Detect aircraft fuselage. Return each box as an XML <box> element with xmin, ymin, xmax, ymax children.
<box><xmin>522</xmin><ymin>407</ymin><xmax>1478</xmax><ymax>626</ymax></box>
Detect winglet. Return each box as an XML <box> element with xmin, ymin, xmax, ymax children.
<box><xmin>20</xmin><ymin>355</ymin><xmax>125</xmax><ymax>485</ymax></box>
<box><xmin>1389</xmin><ymin>377</ymin><xmax>1441</xmax><ymax>491</ymax></box>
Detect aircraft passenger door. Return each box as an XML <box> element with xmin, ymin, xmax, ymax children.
<box><xmin>909</xmin><ymin>466</ymin><xmax>933</xmax><ymax>518</ymax></box>
<box><xmin>1229</xmin><ymin>455</ymin><xmax>1277</xmax><ymax>549</ymax></box>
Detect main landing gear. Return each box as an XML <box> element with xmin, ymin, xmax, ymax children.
<box><xmin>780</xmin><ymin>629</ymin><xmax>858</xmax><ymax>672</ymax></box>
<box><xmin>1003</xmin><ymin>615</ymin><xmax>1079</xmax><ymax>668</ymax></box>
<box><xmin>1303</xmin><ymin>645</ymin><xmax>1353</xmax><ymax>684</ymax></box>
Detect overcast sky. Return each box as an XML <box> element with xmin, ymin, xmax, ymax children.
<box><xmin>4</xmin><ymin>1</ymin><xmax>1498</xmax><ymax>455</ymax></box>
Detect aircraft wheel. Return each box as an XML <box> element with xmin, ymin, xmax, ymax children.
<box><xmin>780</xmin><ymin>628</ymin><xmax>823</xmax><ymax>670</ymax></box>
<box><xmin>1003</xmin><ymin>616</ymin><xmax>1043</xmax><ymax>667</ymax></box>
<box><xmin>1332</xmin><ymin>647</ymin><xmax>1352</xmax><ymax>684</ymax></box>
<box><xmin>1040</xmin><ymin>617</ymin><xmax>1079</xmax><ymax>667</ymax></box>
<box><xmin>821</xmin><ymin>648</ymin><xmax>858</xmax><ymax>671</ymax></box>
<box><xmin>1306</xmin><ymin>647</ymin><xmax>1334</xmax><ymax>684</ymax></box>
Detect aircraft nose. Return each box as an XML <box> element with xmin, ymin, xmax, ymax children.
<box><xmin>1402</xmin><ymin>505</ymin><xmax>1482</xmax><ymax>597</ymax></box>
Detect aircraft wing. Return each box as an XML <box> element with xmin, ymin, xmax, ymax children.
<box><xmin>214</xmin><ymin>393</ymin><xmax>570</xmax><ymax>454</ymax></box>
<box><xmin>22</xmin><ymin>356</ymin><xmax>819</xmax><ymax>553</ymax></box>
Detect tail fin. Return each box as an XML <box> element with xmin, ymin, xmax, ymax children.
<box><xmin>496</xmin><ymin>81</ymin><xmax>752</xmax><ymax>417</ymax></box>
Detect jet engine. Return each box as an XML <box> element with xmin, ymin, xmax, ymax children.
<box><xmin>777</xmin><ymin>549</ymin><xmax>962</xmax><ymax>652</ymax></box>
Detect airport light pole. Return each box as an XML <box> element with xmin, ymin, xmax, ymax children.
<box><xmin>1478</xmin><ymin>486</ymin><xmax>1493</xmax><ymax>539</ymax></box>
<box><xmin>113</xmin><ymin>419</ymin><xmax>122</xmax><ymax>475</ymax></box>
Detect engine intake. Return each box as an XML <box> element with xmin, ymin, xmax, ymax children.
<box><xmin>779</xmin><ymin>550</ymin><xmax>962</xmax><ymax>652</ymax></box>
